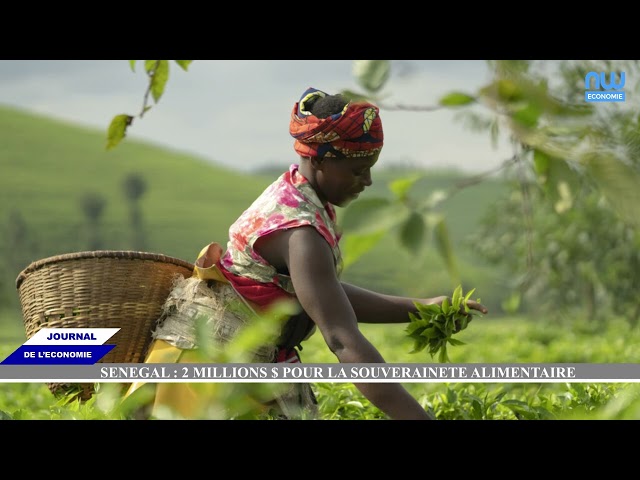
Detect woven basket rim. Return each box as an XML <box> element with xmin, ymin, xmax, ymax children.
<box><xmin>16</xmin><ymin>250</ymin><xmax>195</xmax><ymax>289</ymax></box>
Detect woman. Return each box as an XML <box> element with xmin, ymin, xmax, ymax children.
<box><xmin>127</xmin><ymin>87</ymin><xmax>488</xmax><ymax>420</ymax></box>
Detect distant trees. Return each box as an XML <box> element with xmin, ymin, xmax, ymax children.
<box><xmin>470</xmin><ymin>187</ymin><xmax>640</xmax><ymax>324</ymax></box>
<box><xmin>78</xmin><ymin>173</ymin><xmax>148</xmax><ymax>253</ymax></box>
<box><xmin>4</xmin><ymin>210</ymin><xmax>34</xmax><ymax>274</ymax></box>
<box><xmin>1</xmin><ymin>210</ymin><xmax>38</xmax><ymax>309</ymax></box>
<box><xmin>80</xmin><ymin>193</ymin><xmax>106</xmax><ymax>251</ymax></box>
<box><xmin>122</xmin><ymin>173</ymin><xmax>147</xmax><ymax>251</ymax></box>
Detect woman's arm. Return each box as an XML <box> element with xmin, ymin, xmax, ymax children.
<box><xmin>342</xmin><ymin>282</ymin><xmax>488</xmax><ymax>325</ymax></box>
<box><xmin>272</xmin><ymin>226</ymin><xmax>433</xmax><ymax>420</ymax></box>
<box><xmin>341</xmin><ymin>282</ymin><xmax>428</xmax><ymax>324</ymax></box>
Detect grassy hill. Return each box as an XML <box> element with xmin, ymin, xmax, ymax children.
<box><xmin>0</xmin><ymin>105</ymin><xmax>274</xmax><ymax>262</ymax></box>
<box><xmin>0</xmin><ymin>104</ymin><xmax>510</xmax><ymax>335</ymax></box>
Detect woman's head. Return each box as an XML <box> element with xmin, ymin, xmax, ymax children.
<box><xmin>304</xmin><ymin>152</ymin><xmax>379</xmax><ymax>207</ymax></box>
<box><xmin>290</xmin><ymin>87</ymin><xmax>383</xmax><ymax>206</ymax></box>
<box><xmin>290</xmin><ymin>87</ymin><xmax>384</xmax><ymax>159</ymax></box>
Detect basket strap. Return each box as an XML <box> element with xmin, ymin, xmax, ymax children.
<box><xmin>192</xmin><ymin>242</ymin><xmax>262</xmax><ymax>313</ymax></box>
<box><xmin>123</xmin><ymin>339</ymin><xmax>183</xmax><ymax>398</ymax></box>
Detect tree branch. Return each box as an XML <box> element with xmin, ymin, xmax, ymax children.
<box><xmin>139</xmin><ymin>60</ymin><xmax>160</xmax><ymax>119</ymax></box>
<box><xmin>378</xmin><ymin>102</ymin><xmax>444</xmax><ymax>112</ymax></box>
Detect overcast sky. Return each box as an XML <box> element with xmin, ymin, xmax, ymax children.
<box><xmin>0</xmin><ymin>60</ymin><xmax>514</xmax><ymax>173</ymax></box>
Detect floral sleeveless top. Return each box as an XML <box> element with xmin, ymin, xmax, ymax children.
<box><xmin>220</xmin><ymin>164</ymin><xmax>343</xmax><ymax>294</ymax></box>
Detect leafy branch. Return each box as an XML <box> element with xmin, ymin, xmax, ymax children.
<box><xmin>105</xmin><ymin>60</ymin><xmax>193</xmax><ymax>151</ymax></box>
<box><xmin>407</xmin><ymin>284</ymin><xmax>483</xmax><ymax>362</ymax></box>
<box><xmin>338</xmin><ymin>60</ymin><xmax>640</xmax><ymax>290</ymax></box>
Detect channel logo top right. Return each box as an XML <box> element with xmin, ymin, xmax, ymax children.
<box><xmin>585</xmin><ymin>71</ymin><xmax>626</xmax><ymax>103</ymax></box>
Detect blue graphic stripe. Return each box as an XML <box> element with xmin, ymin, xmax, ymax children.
<box><xmin>1</xmin><ymin>345</ymin><xmax>116</xmax><ymax>365</ymax></box>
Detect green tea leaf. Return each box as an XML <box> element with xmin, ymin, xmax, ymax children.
<box><xmin>341</xmin><ymin>230</ymin><xmax>386</xmax><ymax>270</ymax></box>
<box><xmin>339</xmin><ymin>89</ymin><xmax>372</xmax><ymax>102</ymax></box>
<box><xmin>150</xmin><ymin>60</ymin><xmax>170</xmax><ymax>103</ymax></box>
<box><xmin>441</xmin><ymin>296</ymin><xmax>450</xmax><ymax>315</ymax></box>
<box><xmin>411</xmin><ymin>339</ymin><xmax>428</xmax><ymax>354</ymax></box>
<box><xmin>341</xmin><ymin>197</ymin><xmax>404</xmax><ymax>234</ymax></box>
<box><xmin>452</xmin><ymin>284</ymin><xmax>463</xmax><ymax>310</ymax></box>
<box><xmin>406</xmin><ymin>319</ymin><xmax>426</xmax><ymax>335</ymax></box>
<box><xmin>501</xmin><ymin>291</ymin><xmax>521</xmax><ymax>314</ymax></box>
<box><xmin>463</xmin><ymin>288</ymin><xmax>476</xmax><ymax>305</ymax></box>
<box><xmin>389</xmin><ymin>174</ymin><xmax>422</xmax><ymax>202</ymax></box>
<box><xmin>175</xmin><ymin>60</ymin><xmax>192</xmax><ymax>71</ymax></box>
<box><xmin>432</xmin><ymin>322</ymin><xmax>445</xmax><ymax>334</ymax></box>
<box><xmin>407</xmin><ymin>284</ymin><xmax>482</xmax><ymax>362</ymax></box>
<box><xmin>106</xmin><ymin>114</ymin><xmax>132</xmax><ymax>151</ymax></box>
<box><xmin>433</xmin><ymin>216</ymin><xmax>460</xmax><ymax>284</ymax></box>
<box><xmin>352</xmin><ymin>60</ymin><xmax>391</xmax><ymax>93</ymax></box>
<box><xmin>144</xmin><ymin>60</ymin><xmax>158</xmax><ymax>73</ymax></box>
<box><xmin>439</xmin><ymin>92</ymin><xmax>476</xmax><ymax>107</ymax></box>
<box><xmin>583</xmin><ymin>152</ymin><xmax>640</xmax><ymax>228</ymax></box>
<box><xmin>438</xmin><ymin>344</ymin><xmax>449</xmax><ymax>363</ymax></box>
<box><xmin>399</xmin><ymin>211</ymin><xmax>426</xmax><ymax>254</ymax></box>
<box><xmin>416</xmin><ymin>302</ymin><xmax>441</xmax><ymax>315</ymax></box>
<box><xmin>512</xmin><ymin>102</ymin><xmax>542</xmax><ymax>128</ymax></box>
<box><xmin>420</xmin><ymin>328</ymin><xmax>438</xmax><ymax>339</ymax></box>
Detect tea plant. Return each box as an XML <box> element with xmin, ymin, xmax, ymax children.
<box><xmin>406</xmin><ymin>285</ymin><xmax>483</xmax><ymax>362</ymax></box>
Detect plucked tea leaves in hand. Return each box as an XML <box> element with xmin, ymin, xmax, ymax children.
<box><xmin>406</xmin><ymin>285</ymin><xmax>483</xmax><ymax>363</ymax></box>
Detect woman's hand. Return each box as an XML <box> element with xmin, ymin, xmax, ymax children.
<box><xmin>423</xmin><ymin>295</ymin><xmax>488</xmax><ymax>332</ymax></box>
<box><xmin>425</xmin><ymin>295</ymin><xmax>488</xmax><ymax>314</ymax></box>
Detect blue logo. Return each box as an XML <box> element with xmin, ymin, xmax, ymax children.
<box><xmin>0</xmin><ymin>328</ymin><xmax>119</xmax><ymax>365</ymax></box>
<box><xmin>585</xmin><ymin>72</ymin><xmax>626</xmax><ymax>103</ymax></box>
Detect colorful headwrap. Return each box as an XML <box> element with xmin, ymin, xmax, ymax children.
<box><xmin>289</xmin><ymin>87</ymin><xmax>384</xmax><ymax>159</ymax></box>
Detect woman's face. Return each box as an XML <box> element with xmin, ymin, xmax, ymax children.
<box><xmin>313</xmin><ymin>152</ymin><xmax>380</xmax><ymax>207</ymax></box>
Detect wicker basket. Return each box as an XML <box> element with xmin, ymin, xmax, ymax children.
<box><xmin>15</xmin><ymin>250</ymin><xmax>195</xmax><ymax>400</ymax></box>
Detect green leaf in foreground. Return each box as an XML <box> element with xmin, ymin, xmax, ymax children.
<box><xmin>438</xmin><ymin>92</ymin><xmax>476</xmax><ymax>107</ymax></box>
<box><xmin>175</xmin><ymin>60</ymin><xmax>193</xmax><ymax>71</ymax></box>
<box><xmin>406</xmin><ymin>284</ymin><xmax>483</xmax><ymax>362</ymax></box>
<box><xmin>352</xmin><ymin>60</ymin><xmax>390</xmax><ymax>93</ymax></box>
<box><xmin>150</xmin><ymin>60</ymin><xmax>170</xmax><ymax>103</ymax></box>
<box><xmin>106</xmin><ymin>114</ymin><xmax>133</xmax><ymax>151</ymax></box>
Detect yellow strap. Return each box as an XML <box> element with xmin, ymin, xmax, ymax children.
<box><xmin>123</xmin><ymin>341</ymin><xmax>218</xmax><ymax>418</ymax></box>
<box><xmin>123</xmin><ymin>339</ymin><xmax>184</xmax><ymax>398</ymax></box>
<box><xmin>193</xmin><ymin>242</ymin><xmax>229</xmax><ymax>283</ymax></box>
<box><xmin>192</xmin><ymin>241</ymin><xmax>261</xmax><ymax>312</ymax></box>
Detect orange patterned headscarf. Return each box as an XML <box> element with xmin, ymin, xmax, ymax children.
<box><xmin>289</xmin><ymin>87</ymin><xmax>384</xmax><ymax>159</ymax></box>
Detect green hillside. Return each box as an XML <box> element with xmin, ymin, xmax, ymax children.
<box><xmin>0</xmin><ymin>105</ymin><xmax>274</xmax><ymax>260</ymax></box>
<box><xmin>0</xmin><ymin>105</ymin><xmax>510</xmax><ymax>333</ymax></box>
